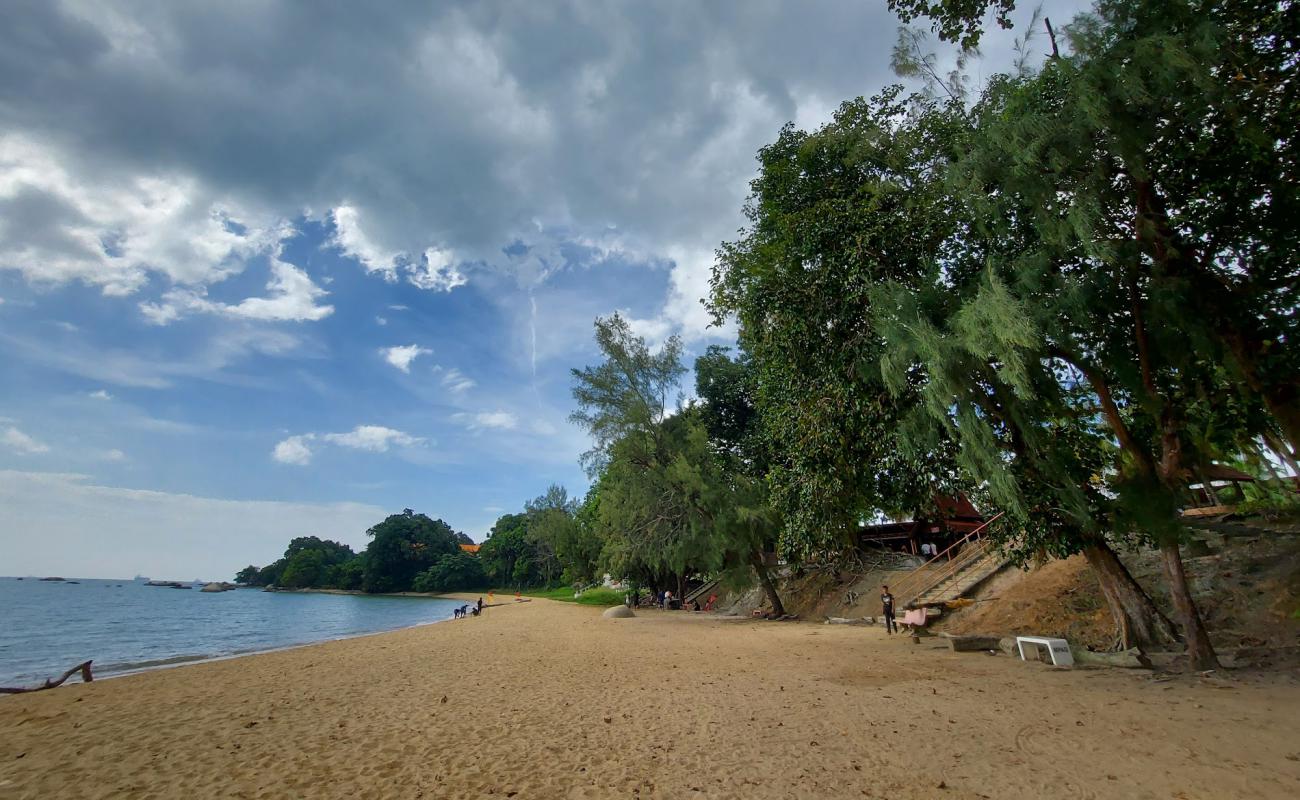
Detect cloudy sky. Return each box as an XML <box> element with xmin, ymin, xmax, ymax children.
<box><xmin>0</xmin><ymin>0</ymin><xmax>1084</xmax><ymax>579</ymax></box>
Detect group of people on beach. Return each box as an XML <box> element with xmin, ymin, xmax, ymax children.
<box><xmin>452</xmin><ymin>597</ymin><xmax>485</xmax><ymax>619</ymax></box>
<box><xmin>624</xmin><ymin>588</ymin><xmax>718</xmax><ymax>612</ymax></box>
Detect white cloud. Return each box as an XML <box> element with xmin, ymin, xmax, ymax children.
<box><xmin>322</xmin><ymin>425</ymin><xmax>421</xmax><ymax>452</ymax></box>
<box><xmin>330</xmin><ymin>207</ymin><xmax>467</xmax><ymax>293</ymax></box>
<box><xmin>273</xmin><ymin>425</ymin><xmax>423</xmax><ymax>465</ymax></box>
<box><xmin>139</xmin><ymin>250</ymin><xmax>333</xmax><ymax>325</ymax></box>
<box><xmin>441</xmin><ymin>367</ymin><xmax>476</xmax><ymax>393</ymax></box>
<box><xmin>408</xmin><ymin>247</ymin><xmax>467</xmax><ymax>292</ymax></box>
<box><xmin>2</xmin><ymin>426</ymin><xmax>50</xmax><ymax>455</ymax></box>
<box><xmin>453</xmin><ymin>410</ymin><xmax>518</xmax><ymax>431</ymax></box>
<box><xmin>272</xmin><ymin>435</ymin><xmax>314</xmax><ymax>465</ymax></box>
<box><xmin>0</xmin><ymin>135</ymin><xmax>284</xmax><ymax>297</ymax></box>
<box><xmin>99</xmin><ymin>448</ymin><xmax>127</xmax><ymax>462</ymax></box>
<box><xmin>89</xmin><ymin>389</ymin><xmax>113</xmax><ymax>400</ymax></box>
<box><xmin>381</xmin><ymin>344</ymin><xmax>431</xmax><ymax>373</ymax></box>
<box><xmin>0</xmin><ymin>470</ymin><xmax>386</xmax><ymax>580</ymax></box>
<box><xmin>375</xmin><ymin>316</ymin><xmax>388</xmax><ymax>326</ymax></box>
<box><xmin>329</xmin><ymin>205</ymin><xmax>402</xmax><ymax>280</ymax></box>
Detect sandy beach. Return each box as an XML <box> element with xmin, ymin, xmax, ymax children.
<box><xmin>2</xmin><ymin>599</ymin><xmax>1298</xmax><ymax>800</ymax></box>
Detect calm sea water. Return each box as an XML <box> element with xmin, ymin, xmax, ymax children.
<box><xmin>0</xmin><ymin>577</ymin><xmax>464</xmax><ymax>686</ymax></box>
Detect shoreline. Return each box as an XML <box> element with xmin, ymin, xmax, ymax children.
<box><xmin>31</xmin><ymin>591</ymin><xmax>519</xmax><ymax>685</ymax></box>
<box><xmin>3</xmin><ymin>599</ymin><xmax>1298</xmax><ymax>798</ymax></box>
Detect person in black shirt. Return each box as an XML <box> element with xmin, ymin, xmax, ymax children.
<box><xmin>880</xmin><ymin>585</ymin><xmax>897</xmax><ymax>635</ymax></box>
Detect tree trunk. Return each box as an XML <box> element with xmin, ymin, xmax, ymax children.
<box><xmin>751</xmin><ymin>551</ymin><xmax>785</xmax><ymax>617</ymax></box>
<box><xmin>1158</xmin><ymin>540</ymin><xmax>1220</xmax><ymax>670</ymax></box>
<box><xmin>1081</xmin><ymin>541</ymin><xmax>1180</xmax><ymax>651</ymax></box>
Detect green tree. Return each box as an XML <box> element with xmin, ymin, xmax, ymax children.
<box><xmin>920</xmin><ymin>0</ymin><xmax>1300</xmax><ymax>668</ymax></box>
<box><xmin>569</xmin><ymin>313</ymin><xmax>686</xmax><ymax>476</ymax></box>
<box><xmin>710</xmin><ymin>88</ymin><xmax>970</xmax><ymax>559</ymax></box>
<box><xmin>572</xmin><ymin>317</ymin><xmax>788</xmax><ymax>613</ymax></box>
<box><xmin>413</xmin><ymin>552</ymin><xmax>487</xmax><ymax>593</ymax></box>
<box><xmin>887</xmin><ymin>0</ymin><xmax>1019</xmax><ymax>48</ymax></box>
<box><xmin>526</xmin><ymin>485</ymin><xmax>601</xmax><ymax>586</ymax></box>
<box><xmin>361</xmin><ymin>509</ymin><xmax>460</xmax><ymax>593</ymax></box>
<box><xmin>234</xmin><ymin>565</ymin><xmax>261</xmax><ymax>585</ymax></box>
<box><xmin>709</xmin><ymin>81</ymin><xmax>1184</xmax><ymax>650</ymax></box>
<box><xmin>478</xmin><ymin>513</ymin><xmax>534</xmax><ymax>588</ymax></box>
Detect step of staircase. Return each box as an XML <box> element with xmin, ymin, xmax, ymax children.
<box><xmin>910</xmin><ymin>552</ymin><xmax>1008</xmax><ymax>606</ymax></box>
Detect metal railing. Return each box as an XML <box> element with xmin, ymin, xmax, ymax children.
<box><xmin>891</xmin><ymin>512</ymin><xmax>1005</xmax><ymax>607</ymax></box>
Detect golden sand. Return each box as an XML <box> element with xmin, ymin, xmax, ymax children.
<box><xmin>2</xmin><ymin>598</ymin><xmax>1298</xmax><ymax>799</ymax></box>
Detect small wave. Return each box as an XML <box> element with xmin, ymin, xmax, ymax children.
<box><xmin>97</xmin><ymin>653</ymin><xmax>216</xmax><ymax>674</ymax></box>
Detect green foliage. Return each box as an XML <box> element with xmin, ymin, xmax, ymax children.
<box><xmin>412</xmin><ymin>552</ymin><xmax>487</xmax><ymax>593</ymax></box>
<box><xmin>278</xmin><ymin>537</ymin><xmax>357</xmax><ymax>589</ymax></box>
<box><xmin>526</xmin><ymin>485</ymin><xmax>602</xmax><ymax>586</ymax></box>
<box><xmin>523</xmin><ymin>586</ymin><xmax>626</xmax><ymax>606</ymax></box>
<box><xmin>362</xmin><ymin>509</ymin><xmax>462</xmax><ymax>593</ymax></box>
<box><xmin>709</xmin><ymin>87</ymin><xmax>972</xmax><ymax>558</ymax></box>
<box><xmin>887</xmin><ymin>0</ymin><xmax>1018</xmax><ymax>48</ymax></box>
<box><xmin>236</xmin><ymin>537</ymin><xmax>359</xmax><ymax>589</ymax></box>
<box><xmin>572</xmin><ymin>317</ymin><xmax>784</xmax><ymax>609</ymax></box>
<box><xmin>569</xmin><ymin>313</ymin><xmax>686</xmax><ymax>476</ymax></box>
<box><xmin>478</xmin><ymin>513</ymin><xmax>533</xmax><ymax>588</ymax></box>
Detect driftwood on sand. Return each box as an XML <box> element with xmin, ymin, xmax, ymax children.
<box><xmin>0</xmin><ymin>660</ymin><xmax>94</xmax><ymax>694</ymax></box>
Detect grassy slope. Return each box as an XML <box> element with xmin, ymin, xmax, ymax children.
<box><xmin>519</xmin><ymin>587</ymin><xmax>626</xmax><ymax>606</ymax></box>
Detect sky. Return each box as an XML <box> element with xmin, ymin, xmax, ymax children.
<box><xmin>0</xmin><ymin>0</ymin><xmax>1087</xmax><ymax>580</ymax></box>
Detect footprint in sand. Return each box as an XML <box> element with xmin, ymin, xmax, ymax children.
<box><xmin>1014</xmin><ymin>723</ymin><xmax>1046</xmax><ymax>756</ymax></box>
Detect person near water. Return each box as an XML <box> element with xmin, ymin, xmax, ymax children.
<box><xmin>477</xmin><ymin>597</ymin><xmax>484</xmax><ymax>613</ymax></box>
<box><xmin>880</xmin><ymin>585</ymin><xmax>897</xmax><ymax>634</ymax></box>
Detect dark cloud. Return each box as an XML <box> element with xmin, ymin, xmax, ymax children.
<box><xmin>2</xmin><ymin>0</ymin><xmax>1087</xmax><ymax>332</ymax></box>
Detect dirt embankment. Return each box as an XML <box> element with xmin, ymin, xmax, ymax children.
<box><xmin>740</xmin><ymin>517</ymin><xmax>1300</xmax><ymax>661</ymax></box>
<box><xmin>938</xmin><ymin>518</ymin><xmax>1300</xmax><ymax>657</ymax></box>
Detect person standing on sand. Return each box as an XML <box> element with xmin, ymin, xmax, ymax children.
<box><xmin>477</xmin><ymin>597</ymin><xmax>484</xmax><ymax>613</ymax></box>
<box><xmin>880</xmin><ymin>586</ymin><xmax>897</xmax><ymax>635</ymax></box>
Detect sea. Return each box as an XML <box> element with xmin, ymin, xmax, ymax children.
<box><xmin>0</xmin><ymin>576</ymin><xmax>464</xmax><ymax>686</ymax></box>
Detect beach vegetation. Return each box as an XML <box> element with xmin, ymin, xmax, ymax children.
<box><xmin>697</xmin><ymin>0</ymin><xmax>1300</xmax><ymax>667</ymax></box>
<box><xmin>412</xmin><ymin>552</ymin><xmax>487</xmax><ymax>593</ymax></box>
<box><xmin>570</xmin><ymin>315</ymin><xmax>789</xmax><ymax>614</ymax></box>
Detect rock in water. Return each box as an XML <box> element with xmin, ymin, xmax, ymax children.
<box><xmin>603</xmin><ymin>605</ymin><xmax>635</xmax><ymax>619</ymax></box>
<box><xmin>200</xmin><ymin>582</ymin><xmax>233</xmax><ymax>593</ymax></box>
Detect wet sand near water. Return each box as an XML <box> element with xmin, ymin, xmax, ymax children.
<box><xmin>2</xmin><ymin>598</ymin><xmax>1298</xmax><ymax>799</ymax></box>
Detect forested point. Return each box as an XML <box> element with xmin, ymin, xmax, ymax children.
<box><xmin>240</xmin><ymin>0</ymin><xmax>1298</xmax><ymax>672</ymax></box>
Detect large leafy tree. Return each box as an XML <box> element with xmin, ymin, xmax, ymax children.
<box><xmin>413</xmin><ymin>552</ymin><xmax>487</xmax><ymax>593</ymax></box>
<box><xmin>572</xmin><ymin>317</ymin><xmax>788</xmax><ymax>613</ymax></box>
<box><xmin>711</xmin><ymin>88</ymin><xmax>970</xmax><ymax>559</ymax></box>
<box><xmin>929</xmin><ymin>0</ymin><xmax>1300</xmax><ymax>668</ymax></box>
<box><xmin>477</xmin><ymin>513</ymin><xmax>534</xmax><ymax>588</ymax></box>
<box><xmin>569</xmin><ymin>313</ymin><xmax>686</xmax><ymax>476</ymax></box>
<box><xmin>526</xmin><ymin>485</ymin><xmax>602</xmax><ymax>586</ymax></box>
<box><xmin>361</xmin><ymin>509</ymin><xmax>461</xmax><ymax>593</ymax></box>
<box><xmin>710</xmin><ymin>79</ymin><xmax>1187</xmax><ymax>650</ymax></box>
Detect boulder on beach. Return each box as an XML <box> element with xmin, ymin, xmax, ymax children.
<box><xmin>602</xmin><ymin>605</ymin><xmax>635</xmax><ymax>619</ymax></box>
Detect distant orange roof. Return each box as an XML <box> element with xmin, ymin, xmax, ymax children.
<box><xmin>459</xmin><ymin>543</ymin><xmax>480</xmax><ymax>554</ymax></box>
